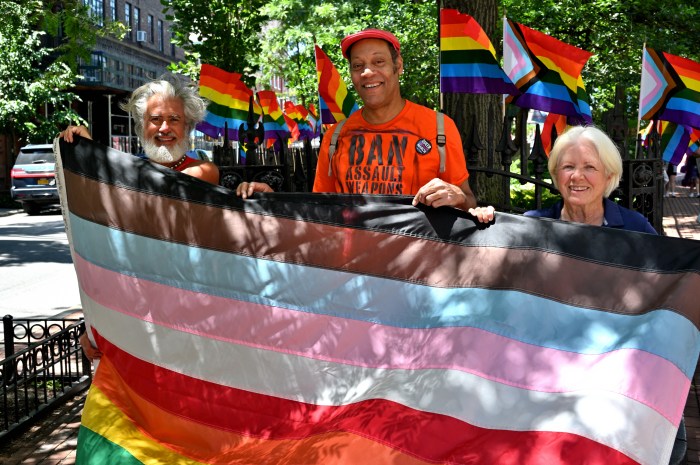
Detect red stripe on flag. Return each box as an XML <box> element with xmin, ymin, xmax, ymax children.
<box><xmin>92</xmin><ymin>332</ymin><xmax>638</xmax><ymax>465</ymax></box>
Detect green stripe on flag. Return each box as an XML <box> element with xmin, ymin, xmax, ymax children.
<box><xmin>77</xmin><ymin>426</ymin><xmax>144</xmax><ymax>465</ymax></box>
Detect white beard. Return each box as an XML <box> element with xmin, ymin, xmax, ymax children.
<box><xmin>142</xmin><ymin>137</ymin><xmax>189</xmax><ymax>163</ymax></box>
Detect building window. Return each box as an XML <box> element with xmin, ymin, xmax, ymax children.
<box><xmin>134</xmin><ymin>7</ymin><xmax>140</xmax><ymax>37</ymax></box>
<box><xmin>83</xmin><ymin>0</ymin><xmax>104</xmax><ymax>27</ymax></box>
<box><xmin>171</xmin><ymin>31</ymin><xmax>176</xmax><ymax>56</ymax></box>
<box><xmin>148</xmin><ymin>15</ymin><xmax>154</xmax><ymax>43</ymax></box>
<box><xmin>110</xmin><ymin>0</ymin><xmax>116</xmax><ymax>22</ymax></box>
<box><xmin>158</xmin><ymin>20</ymin><xmax>164</xmax><ymax>52</ymax></box>
<box><xmin>124</xmin><ymin>3</ymin><xmax>131</xmax><ymax>40</ymax></box>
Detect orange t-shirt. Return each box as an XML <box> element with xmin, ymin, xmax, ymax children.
<box><xmin>313</xmin><ymin>100</ymin><xmax>469</xmax><ymax>195</ymax></box>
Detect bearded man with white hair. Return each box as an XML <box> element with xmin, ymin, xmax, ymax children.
<box><xmin>59</xmin><ymin>79</ymin><xmax>219</xmax><ymax>361</ymax></box>
<box><xmin>60</xmin><ymin>79</ymin><xmax>219</xmax><ymax>184</ymax></box>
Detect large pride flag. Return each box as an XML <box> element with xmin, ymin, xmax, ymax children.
<box><xmin>56</xmin><ymin>137</ymin><xmax>700</xmax><ymax>465</ymax></box>
<box><xmin>639</xmin><ymin>47</ymin><xmax>700</xmax><ymax>129</ymax></box>
<box><xmin>314</xmin><ymin>44</ymin><xmax>359</xmax><ymax>125</ymax></box>
<box><xmin>503</xmin><ymin>19</ymin><xmax>593</xmax><ymax>125</ymax></box>
<box><xmin>439</xmin><ymin>8</ymin><xmax>518</xmax><ymax>95</ymax></box>
<box><xmin>198</xmin><ymin>64</ymin><xmax>261</xmax><ymax>140</ymax></box>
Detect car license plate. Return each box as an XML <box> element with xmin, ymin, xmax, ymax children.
<box><xmin>38</xmin><ymin>178</ymin><xmax>49</xmax><ymax>185</ymax></box>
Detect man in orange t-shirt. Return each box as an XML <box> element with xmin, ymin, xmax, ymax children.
<box><xmin>238</xmin><ymin>29</ymin><xmax>493</xmax><ymax>221</ymax></box>
<box><xmin>314</xmin><ymin>99</ymin><xmax>468</xmax><ymax>197</ymax></box>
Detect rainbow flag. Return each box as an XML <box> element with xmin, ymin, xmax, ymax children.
<box><xmin>439</xmin><ymin>8</ymin><xmax>518</xmax><ymax>95</ymax></box>
<box><xmin>639</xmin><ymin>120</ymin><xmax>656</xmax><ymax>146</ymax></box>
<box><xmin>57</xmin><ymin>137</ymin><xmax>700</xmax><ymax>465</ymax></box>
<box><xmin>283</xmin><ymin>114</ymin><xmax>299</xmax><ymax>142</ymax></box>
<box><xmin>659</xmin><ymin>121</ymin><xmax>700</xmax><ymax>164</ymax></box>
<box><xmin>541</xmin><ymin>112</ymin><xmax>568</xmax><ymax>155</ymax></box>
<box><xmin>308</xmin><ymin>103</ymin><xmax>318</xmax><ymax>120</ymax></box>
<box><xmin>689</xmin><ymin>140</ymin><xmax>700</xmax><ymax>156</ymax></box>
<box><xmin>305</xmin><ymin>104</ymin><xmax>320</xmax><ymax>138</ymax></box>
<box><xmin>688</xmin><ymin>128</ymin><xmax>700</xmax><ymax>156</ymax></box>
<box><xmin>639</xmin><ymin>47</ymin><xmax>700</xmax><ymax>129</ymax></box>
<box><xmin>314</xmin><ymin>45</ymin><xmax>359</xmax><ymax>125</ymax></box>
<box><xmin>660</xmin><ymin>121</ymin><xmax>690</xmax><ymax>164</ymax></box>
<box><xmin>296</xmin><ymin>104</ymin><xmax>316</xmax><ymax>140</ymax></box>
<box><xmin>284</xmin><ymin>102</ymin><xmax>314</xmax><ymax>141</ymax></box>
<box><xmin>197</xmin><ymin>64</ymin><xmax>260</xmax><ymax>140</ymax></box>
<box><xmin>503</xmin><ymin>19</ymin><xmax>593</xmax><ymax>125</ymax></box>
<box><xmin>257</xmin><ymin>90</ymin><xmax>290</xmax><ymax>146</ymax></box>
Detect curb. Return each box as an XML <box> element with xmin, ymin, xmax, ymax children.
<box><xmin>0</xmin><ymin>209</ymin><xmax>20</xmax><ymax>217</ymax></box>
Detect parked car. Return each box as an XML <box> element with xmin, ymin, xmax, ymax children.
<box><xmin>10</xmin><ymin>144</ymin><xmax>59</xmax><ymax>215</ymax></box>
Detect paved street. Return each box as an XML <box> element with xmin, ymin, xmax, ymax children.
<box><xmin>0</xmin><ymin>207</ymin><xmax>81</xmax><ymax>320</ymax></box>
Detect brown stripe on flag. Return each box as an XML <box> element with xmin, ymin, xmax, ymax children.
<box><xmin>63</xmin><ymin>170</ymin><xmax>700</xmax><ymax>325</ymax></box>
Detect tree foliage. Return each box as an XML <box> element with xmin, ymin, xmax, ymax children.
<box><xmin>160</xmin><ymin>0</ymin><xmax>268</xmax><ymax>87</ymax></box>
<box><xmin>0</xmin><ymin>0</ymin><xmax>123</xmax><ymax>146</ymax></box>
<box><xmin>254</xmin><ymin>1</ymin><xmax>370</xmax><ymax>107</ymax></box>
<box><xmin>255</xmin><ymin>0</ymin><xmax>439</xmax><ymax>109</ymax></box>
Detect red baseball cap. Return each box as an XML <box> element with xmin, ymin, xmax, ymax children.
<box><xmin>341</xmin><ymin>29</ymin><xmax>401</xmax><ymax>59</ymax></box>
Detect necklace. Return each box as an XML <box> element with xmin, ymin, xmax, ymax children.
<box><xmin>169</xmin><ymin>155</ymin><xmax>188</xmax><ymax>170</ymax></box>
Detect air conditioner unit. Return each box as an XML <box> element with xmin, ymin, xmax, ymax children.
<box><xmin>136</xmin><ymin>30</ymin><xmax>147</xmax><ymax>42</ymax></box>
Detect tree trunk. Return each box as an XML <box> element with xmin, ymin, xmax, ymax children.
<box><xmin>440</xmin><ymin>0</ymin><xmax>504</xmax><ymax>205</ymax></box>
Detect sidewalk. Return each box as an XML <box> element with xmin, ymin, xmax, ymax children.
<box><xmin>0</xmin><ymin>194</ymin><xmax>699</xmax><ymax>464</ymax></box>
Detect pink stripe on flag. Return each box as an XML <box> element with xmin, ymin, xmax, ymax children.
<box><xmin>504</xmin><ymin>33</ymin><xmax>531</xmax><ymax>81</ymax></box>
<box><xmin>74</xmin><ymin>254</ymin><xmax>688</xmax><ymax>423</ymax></box>
<box><xmin>641</xmin><ymin>59</ymin><xmax>665</xmax><ymax>110</ymax></box>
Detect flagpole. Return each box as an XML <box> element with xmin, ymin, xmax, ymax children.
<box><xmin>313</xmin><ymin>43</ymin><xmax>324</xmax><ymax>132</ymax></box>
<box><xmin>635</xmin><ymin>41</ymin><xmax>646</xmax><ymax>158</ymax></box>
<box><xmin>501</xmin><ymin>13</ymin><xmax>507</xmax><ymax>119</ymax></box>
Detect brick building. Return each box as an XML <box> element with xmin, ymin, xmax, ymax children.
<box><xmin>0</xmin><ymin>0</ymin><xmax>185</xmax><ymax>193</ymax></box>
<box><xmin>75</xmin><ymin>0</ymin><xmax>186</xmax><ymax>152</ymax></box>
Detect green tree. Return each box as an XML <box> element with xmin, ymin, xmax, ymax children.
<box><xmin>0</xmin><ymin>0</ymin><xmax>124</xmax><ymax>146</ymax></box>
<box><xmin>255</xmin><ymin>0</ymin><xmax>440</xmax><ymax>109</ymax></box>
<box><xmin>254</xmin><ymin>0</ymin><xmax>375</xmax><ymax>107</ymax></box>
<box><xmin>161</xmin><ymin>0</ymin><xmax>267</xmax><ymax>87</ymax></box>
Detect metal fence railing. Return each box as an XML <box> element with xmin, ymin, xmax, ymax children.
<box><xmin>0</xmin><ymin>316</ymin><xmax>92</xmax><ymax>440</ymax></box>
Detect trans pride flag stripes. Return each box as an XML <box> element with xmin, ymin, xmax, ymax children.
<box><xmin>56</xmin><ymin>137</ymin><xmax>700</xmax><ymax>465</ymax></box>
<box><xmin>639</xmin><ymin>47</ymin><xmax>700</xmax><ymax>129</ymax></box>
<box><xmin>439</xmin><ymin>8</ymin><xmax>517</xmax><ymax>95</ymax></box>
<box><xmin>503</xmin><ymin>19</ymin><xmax>593</xmax><ymax>125</ymax></box>
<box><xmin>314</xmin><ymin>45</ymin><xmax>359</xmax><ymax>125</ymax></box>
<box><xmin>197</xmin><ymin>64</ymin><xmax>260</xmax><ymax>140</ymax></box>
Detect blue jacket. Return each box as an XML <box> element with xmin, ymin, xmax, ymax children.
<box><xmin>524</xmin><ymin>198</ymin><xmax>657</xmax><ymax>235</ymax></box>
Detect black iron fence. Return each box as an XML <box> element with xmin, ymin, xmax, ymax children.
<box><xmin>0</xmin><ymin>315</ymin><xmax>91</xmax><ymax>440</ymax></box>
<box><xmin>215</xmin><ymin>141</ymin><xmax>317</xmax><ymax>194</ymax></box>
